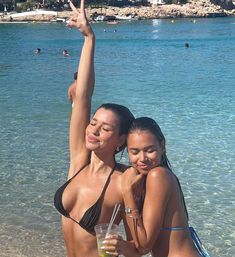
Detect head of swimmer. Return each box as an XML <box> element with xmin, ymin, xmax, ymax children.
<box><xmin>86</xmin><ymin>103</ymin><xmax>134</xmax><ymax>156</ymax></box>
<box><xmin>35</xmin><ymin>48</ymin><xmax>41</xmax><ymax>54</ymax></box>
<box><xmin>127</xmin><ymin>117</ymin><xmax>171</xmax><ymax>175</ymax></box>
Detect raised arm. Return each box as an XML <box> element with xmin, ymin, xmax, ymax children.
<box><xmin>67</xmin><ymin>0</ymin><xmax>95</xmax><ymax>177</ymax></box>
<box><xmin>121</xmin><ymin>167</ymin><xmax>171</xmax><ymax>254</ymax></box>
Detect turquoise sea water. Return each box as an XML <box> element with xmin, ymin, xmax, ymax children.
<box><xmin>0</xmin><ymin>17</ymin><xmax>234</xmax><ymax>257</ymax></box>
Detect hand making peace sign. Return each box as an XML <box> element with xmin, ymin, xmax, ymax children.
<box><xmin>67</xmin><ymin>0</ymin><xmax>94</xmax><ymax>37</ymax></box>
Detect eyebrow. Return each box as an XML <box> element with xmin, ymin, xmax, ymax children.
<box><xmin>92</xmin><ymin>118</ymin><xmax>115</xmax><ymax>128</ymax></box>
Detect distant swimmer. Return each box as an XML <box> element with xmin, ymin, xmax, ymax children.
<box><xmin>63</xmin><ymin>49</ymin><xmax>69</xmax><ymax>56</ymax></box>
<box><xmin>35</xmin><ymin>48</ymin><xmax>41</xmax><ymax>54</ymax></box>
<box><xmin>184</xmin><ymin>42</ymin><xmax>189</xmax><ymax>48</ymax></box>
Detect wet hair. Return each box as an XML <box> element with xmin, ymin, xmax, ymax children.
<box><xmin>128</xmin><ymin>116</ymin><xmax>189</xmax><ymax>219</ymax></box>
<box><xmin>96</xmin><ymin>103</ymin><xmax>135</xmax><ymax>153</ymax></box>
<box><xmin>73</xmin><ymin>71</ymin><xmax>78</xmax><ymax>80</ymax></box>
<box><xmin>128</xmin><ymin>117</ymin><xmax>171</xmax><ymax>170</ymax></box>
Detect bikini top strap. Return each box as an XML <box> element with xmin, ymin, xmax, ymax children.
<box><xmin>99</xmin><ymin>165</ymin><xmax>116</xmax><ymax>198</ymax></box>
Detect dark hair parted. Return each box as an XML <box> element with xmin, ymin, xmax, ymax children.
<box><xmin>128</xmin><ymin>117</ymin><xmax>171</xmax><ymax>170</ymax></box>
<box><xmin>96</xmin><ymin>103</ymin><xmax>135</xmax><ymax>153</ymax></box>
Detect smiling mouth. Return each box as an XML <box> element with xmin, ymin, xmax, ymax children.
<box><xmin>137</xmin><ymin>164</ymin><xmax>150</xmax><ymax>170</ymax></box>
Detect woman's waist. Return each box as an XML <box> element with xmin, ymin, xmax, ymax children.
<box><xmin>65</xmin><ymin>238</ymin><xmax>98</xmax><ymax>257</ymax></box>
<box><xmin>153</xmin><ymin>230</ymin><xmax>199</xmax><ymax>257</ymax></box>
<box><xmin>62</xmin><ymin>218</ymin><xmax>98</xmax><ymax>252</ymax></box>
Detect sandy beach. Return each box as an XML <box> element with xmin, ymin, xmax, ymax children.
<box><xmin>1</xmin><ymin>0</ymin><xmax>235</xmax><ymax>23</ymax></box>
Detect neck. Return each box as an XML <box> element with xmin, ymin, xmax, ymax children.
<box><xmin>89</xmin><ymin>151</ymin><xmax>116</xmax><ymax>175</ymax></box>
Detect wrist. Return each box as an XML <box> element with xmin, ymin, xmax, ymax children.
<box><xmin>84</xmin><ymin>29</ymin><xmax>95</xmax><ymax>40</ymax></box>
<box><xmin>125</xmin><ymin>207</ymin><xmax>141</xmax><ymax>219</ymax></box>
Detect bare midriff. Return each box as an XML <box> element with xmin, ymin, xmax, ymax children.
<box><xmin>152</xmin><ymin>229</ymin><xmax>201</xmax><ymax>257</ymax></box>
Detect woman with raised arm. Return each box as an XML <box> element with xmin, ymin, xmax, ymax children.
<box><xmin>54</xmin><ymin>1</ymin><xmax>140</xmax><ymax>257</ymax></box>
<box><xmin>103</xmin><ymin>117</ymin><xmax>210</xmax><ymax>257</ymax></box>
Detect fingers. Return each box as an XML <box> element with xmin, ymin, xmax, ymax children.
<box><xmin>67</xmin><ymin>14</ymin><xmax>77</xmax><ymax>27</ymax></box>
<box><xmin>80</xmin><ymin>0</ymin><xmax>85</xmax><ymax>13</ymax></box>
<box><xmin>105</xmin><ymin>251</ymin><xmax>119</xmax><ymax>256</ymax></box>
<box><xmin>101</xmin><ymin>246</ymin><xmax>119</xmax><ymax>256</ymax></box>
<box><xmin>68</xmin><ymin>0</ymin><xmax>78</xmax><ymax>13</ymax></box>
<box><xmin>101</xmin><ymin>235</ymin><xmax>123</xmax><ymax>256</ymax></box>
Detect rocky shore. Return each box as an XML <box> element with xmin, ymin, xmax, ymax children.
<box><xmin>1</xmin><ymin>0</ymin><xmax>235</xmax><ymax>23</ymax></box>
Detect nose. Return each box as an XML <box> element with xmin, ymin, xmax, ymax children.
<box><xmin>90</xmin><ymin>124</ymin><xmax>100</xmax><ymax>136</ymax></box>
<box><xmin>139</xmin><ymin>151</ymin><xmax>147</xmax><ymax>162</ymax></box>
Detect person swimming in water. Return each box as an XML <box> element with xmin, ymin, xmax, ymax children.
<box><xmin>35</xmin><ymin>48</ymin><xmax>41</xmax><ymax>54</ymax></box>
<box><xmin>63</xmin><ymin>49</ymin><xmax>69</xmax><ymax>56</ymax></box>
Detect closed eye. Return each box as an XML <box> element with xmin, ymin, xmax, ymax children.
<box><xmin>129</xmin><ymin>149</ymin><xmax>139</xmax><ymax>155</ymax></box>
<box><xmin>147</xmin><ymin>148</ymin><xmax>156</xmax><ymax>153</ymax></box>
<box><xmin>102</xmin><ymin>127</ymin><xmax>110</xmax><ymax>132</ymax></box>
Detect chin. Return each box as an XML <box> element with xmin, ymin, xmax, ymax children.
<box><xmin>85</xmin><ymin>142</ymin><xmax>99</xmax><ymax>151</ymax></box>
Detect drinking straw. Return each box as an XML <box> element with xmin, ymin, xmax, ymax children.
<box><xmin>105</xmin><ymin>203</ymin><xmax>121</xmax><ymax>238</ymax></box>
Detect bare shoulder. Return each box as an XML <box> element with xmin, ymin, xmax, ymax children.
<box><xmin>146</xmin><ymin>167</ymin><xmax>175</xmax><ymax>201</ymax></box>
<box><xmin>147</xmin><ymin>166</ymin><xmax>174</xmax><ymax>184</ymax></box>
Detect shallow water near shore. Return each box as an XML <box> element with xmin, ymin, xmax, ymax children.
<box><xmin>0</xmin><ymin>17</ymin><xmax>235</xmax><ymax>257</ymax></box>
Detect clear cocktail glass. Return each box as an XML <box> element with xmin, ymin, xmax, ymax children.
<box><xmin>94</xmin><ymin>223</ymin><xmax>118</xmax><ymax>257</ymax></box>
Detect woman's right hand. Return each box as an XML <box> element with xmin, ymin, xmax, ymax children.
<box><xmin>67</xmin><ymin>0</ymin><xmax>94</xmax><ymax>37</ymax></box>
<box><xmin>121</xmin><ymin>167</ymin><xmax>144</xmax><ymax>194</ymax></box>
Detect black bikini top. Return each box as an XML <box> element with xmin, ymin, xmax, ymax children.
<box><xmin>54</xmin><ymin>164</ymin><xmax>115</xmax><ymax>232</ymax></box>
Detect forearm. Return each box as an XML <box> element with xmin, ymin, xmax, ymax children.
<box><xmin>69</xmin><ymin>33</ymin><xmax>95</xmax><ymax>163</ymax></box>
<box><xmin>123</xmin><ymin>190</ymin><xmax>151</xmax><ymax>254</ymax></box>
<box><xmin>75</xmin><ymin>32</ymin><xmax>95</xmax><ymax>100</ymax></box>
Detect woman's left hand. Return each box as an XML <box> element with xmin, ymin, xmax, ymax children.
<box><xmin>101</xmin><ymin>235</ymin><xmax>138</xmax><ymax>257</ymax></box>
<box><xmin>67</xmin><ymin>0</ymin><xmax>94</xmax><ymax>37</ymax></box>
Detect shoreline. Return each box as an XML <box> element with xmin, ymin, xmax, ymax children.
<box><xmin>1</xmin><ymin>0</ymin><xmax>235</xmax><ymax>23</ymax></box>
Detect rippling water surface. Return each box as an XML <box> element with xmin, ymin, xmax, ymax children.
<box><xmin>0</xmin><ymin>17</ymin><xmax>234</xmax><ymax>257</ymax></box>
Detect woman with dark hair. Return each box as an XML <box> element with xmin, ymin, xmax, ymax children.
<box><xmin>54</xmin><ymin>1</ymin><xmax>139</xmax><ymax>257</ymax></box>
<box><xmin>103</xmin><ymin>117</ymin><xmax>210</xmax><ymax>257</ymax></box>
